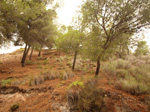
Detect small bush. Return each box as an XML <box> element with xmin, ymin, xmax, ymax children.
<box><xmin>29</xmin><ymin>76</ymin><xmax>44</xmax><ymax>86</ymax></box>
<box><xmin>116</xmin><ymin>59</ymin><xmax>131</xmax><ymax>69</ymax></box>
<box><xmin>37</xmin><ymin>65</ymin><xmax>42</xmax><ymax>69</ymax></box>
<box><xmin>10</xmin><ymin>103</ymin><xmax>19</xmax><ymax>111</ymax></box>
<box><xmin>43</xmin><ymin>60</ymin><xmax>49</xmax><ymax>65</ymax></box>
<box><xmin>25</xmin><ymin>60</ymin><xmax>35</xmax><ymax>65</ymax></box>
<box><xmin>67</xmin><ymin>61</ymin><xmax>72</xmax><ymax>67</ymax></box>
<box><xmin>101</xmin><ymin>63</ymin><xmax>116</xmax><ymax>76</ymax></box>
<box><xmin>59</xmin><ymin>56</ymin><xmax>66</xmax><ymax>61</ymax></box>
<box><xmin>116</xmin><ymin>69</ymin><xmax>129</xmax><ymax>79</ymax></box>
<box><xmin>67</xmin><ymin>79</ymin><xmax>107</xmax><ymax>112</ymax></box>
<box><xmin>37</xmin><ymin>56</ymin><xmax>46</xmax><ymax>60</ymax></box>
<box><xmin>56</xmin><ymin>81</ymin><xmax>65</xmax><ymax>88</ymax></box>
<box><xmin>68</xmin><ymin>80</ymin><xmax>84</xmax><ymax>89</ymax></box>
<box><xmin>11</xmin><ymin>79</ymin><xmax>26</xmax><ymax>86</ymax></box>
<box><xmin>117</xmin><ymin>74</ymin><xmax>150</xmax><ymax>95</ymax></box>
<box><xmin>18</xmin><ymin>48</ymin><xmax>24</xmax><ymax>52</ymax></box>
<box><xmin>132</xmin><ymin>59</ymin><xmax>146</xmax><ymax>66</ymax></box>
<box><xmin>43</xmin><ymin>72</ymin><xmax>56</xmax><ymax>80</ymax></box>
<box><xmin>1</xmin><ymin>79</ymin><xmax>12</xmax><ymax>86</ymax></box>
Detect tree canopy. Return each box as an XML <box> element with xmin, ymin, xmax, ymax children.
<box><xmin>134</xmin><ymin>41</ymin><xmax>149</xmax><ymax>56</ymax></box>
<box><xmin>81</xmin><ymin>0</ymin><xmax>150</xmax><ymax>75</ymax></box>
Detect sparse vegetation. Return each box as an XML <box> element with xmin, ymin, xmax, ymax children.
<box><xmin>43</xmin><ymin>60</ymin><xmax>49</xmax><ymax>65</ymax></box>
<box><xmin>102</xmin><ymin>56</ymin><xmax>150</xmax><ymax>95</ymax></box>
<box><xmin>1</xmin><ymin>79</ymin><xmax>12</xmax><ymax>86</ymax></box>
<box><xmin>37</xmin><ymin>65</ymin><xmax>43</xmax><ymax>69</ymax></box>
<box><xmin>18</xmin><ymin>48</ymin><xmax>24</xmax><ymax>52</ymax></box>
<box><xmin>10</xmin><ymin>103</ymin><xmax>19</xmax><ymax>111</ymax></box>
<box><xmin>67</xmin><ymin>79</ymin><xmax>107</xmax><ymax>112</ymax></box>
<box><xmin>1</xmin><ymin>0</ymin><xmax>150</xmax><ymax>111</ymax></box>
<box><xmin>25</xmin><ymin>60</ymin><xmax>35</xmax><ymax>65</ymax></box>
<box><xmin>68</xmin><ymin>80</ymin><xmax>84</xmax><ymax>89</ymax></box>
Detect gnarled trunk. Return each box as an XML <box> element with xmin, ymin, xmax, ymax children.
<box><xmin>72</xmin><ymin>51</ymin><xmax>77</xmax><ymax>71</ymax></box>
<box><xmin>22</xmin><ymin>45</ymin><xmax>30</xmax><ymax>67</ymax></box>
<box><xmin>29</xmin><ymin>47</ymin><xmax>34</xmax><ymax>60</ymax></box>
<box><xmin>21</xmin><ymin>44</ymin><xmax>27</xmax><ymax>63</ymax></box>
<box><xmin>95</xmin><ymin>59</ymin><xmax>100</xmax><ymax>76</ymax></box>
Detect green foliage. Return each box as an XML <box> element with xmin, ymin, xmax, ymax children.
<box><xmin>76</xmin><ymin>80</ymin><xmax>107</xmax><ymax>112</ymax></box>
<box><xmin>56</xmin><ymin>29</ymin><xmax>83</xmax><ymax>53</ymax></box>
<box><xmin>1</xmin><ymin>79</ymin><xmax>12</xmax><ymax>86</ymax></box>
<box><xmin>37</xmin><ymin>56</ymin><xmax>45</xmax><ymax>60</ymax></box>
<box><xmin>117</xmin><ymin>65</ymin><xmax>150</xmax><ymax>95</ymax></box>
<box><xmin>68</xmin><ymin>81</ymin><xmax>84</xmax><ymax>89</ymax></box>
<box><xmin>18</xmin><ymin>48</ymin><xmax>24</xmax><ymax>52</ymax></box>
<box><xmin>67</xmin><ymin>61</ymin><xmax>72</xmax><ymax>67</ymax></box>
<box><xmin>29</xmin><ymin>76</ymin><xmax>44</xmax><ymax>86</ymax></box>
<box><xmin>101</xmin><ymin>62</ymin><xmax>117</xmax><ymax>76</ymax></box>
<box><xmin>116</xmin><ymin>69</ymin><xmax>129</xmax><ymax>79</ymax></box>
<box><xmin>56</xmin><ymin>81</ymin><xmax>65</xmax><ymax>88</ymax></box>
<box><xmin>116</xmin><ymin>59</ymin><xmax>131</xmax><ymax>69</ymax></box>
<box><xmin>25</xmin><ymin>60</ymin><xmax>35</xmax><ymax>65</ymax></box>
<box><xmin>134</xmin><ymin>41</ymin><xmax>150</xmax><ymax>56</ymax></box>
<box><xmin>0</xmin><ymin>0</ymin><xmax>58</xmax><ymax>51</ymax></box>
<box><xmin>102</xmin><ymin>56</ymin><xmax>150</xmax><ymax>95</ymax></box>
<box><xmin>10</xmin><ymin>103</ymin><xmax>19</xmax><ymax>112</ymax></box>
<box><xmin>37</xmin><ymin>65</ymin><xmax>43</xmax><ymax>69</ymax></box>
<box><xmin>81</xmin><ymin>0</ymin><xmax>150</xmax><ymax>74</ymax></box>
<box><xmin>43</xmin><ymin>60</ymin><xmax>49</xmax><ymax>65</ymax></box>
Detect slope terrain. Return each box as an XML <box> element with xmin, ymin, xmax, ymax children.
<box><xmin>0</xmin><ymin>49</ymin><xmax>149</xmax><ymax>112</ymax></box>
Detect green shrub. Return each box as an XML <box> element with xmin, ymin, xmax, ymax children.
<box><xmin>37</xmin><ymin>56</ymin><xmax>45</xmax><ymax>60</ymax></box>
<box><xmin>67</xmin><ymin>61</ymin><xmax>72</xmax><ymax>67</ymax></box>
<box><xmin>25</xmin><ymin>60</ymin><xmax>35</xmax><ymax>65</ymax></box>
<box><xmin>68</xmin><ymin>80</ymin><xmax>84</xmax><ymax>89</ymax></box>
<box><xmin>101</xmin><ymin>63</ymin><xmax>116</xmax><ymax>76</ymax></box>
<box><xmin>56</xmin><ymin>58</ymin><xmax>61</xmax><ymax>62</ymax></box>
<box><xmin>10</xmin><ymin>103</ymin><xmax>19</xmax><ymax>111</ymax></box>
<box><xmin>77</xmin><ymin>79</ymin><xmax>107</xmax><ymax>112</ymax></box>
<box><xmin>117</xmin><ymin>74</ymin><xmax>150</xmax><ymax>95</ymax></box>
<box><xmin>56</xmin><ymin>81</ymin><xmax>65</xmax><ymax>88</ymax></box>
<box><xmin>116</xmin><ymin>59</ymin><xmax>131</xmax><ymax>69</ymax></box>
<box><xmin>37</xmin><ymin>65</ymin><xmax>42</xmax><ymax>69</ymax></box>
<box><xmin>116</xmin><ymin>69</ymin><xmax>129</xmax><ymax>79</ymax></box>
<box><xmin>18</xmin><ymin>48</ymin><xmax>24</xmax><ymax>52</ymax></box>
<box><xmin>61</xmin><ymin>70</ymin><xmax>74</xmax><ymax>80</ymax></box>
<box><xmin>42</xmin><ymin>71</ymin><xmax>57</xmax><ymax>80</ymax></box>
<box><xmin>29</xmin><ymin>76</ymin><xmax>44</xmax><ymax>86</ymax></box>
<box><xmin>43</xmin><ymin>60</ymin><xmax>49</xmax><ymax>65</ymax></box>
<box><xmin>1</xmin><ymin>79</ymin><xmax>12</xmax><ymax>86</ymax></box>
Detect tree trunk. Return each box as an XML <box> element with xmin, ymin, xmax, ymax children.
<box><xmin>29</xmin><ymin>47</ymin><xmax>34</xmax><ymax>60</ymax></box>
<box><xmin>21</xmin><ymin>44</ymin><xmax>27</xmax><ymax>63</ymax></box>
<box><xmin>127</xmin><ymin>46</ymin><xmax>130</xmax><ymax>55</ymax></box>
<box><xmin>38</xmin><ymin>46</ymin><xmax>42</xmax><ymax>57</ymax></box>
<box><xmin>95</xmin><ymin>59</ymin><xmax>100</xmax><ymax>76</ymax></box>
<box><xmin>72</xmin><ymin>51</ymin><xmax>77</xmax><ymax>71</ymax></box>
<box><xmin>22</xmin><ymin>45</ymin><xmax>30</xmax><ymax>67</ymax></box>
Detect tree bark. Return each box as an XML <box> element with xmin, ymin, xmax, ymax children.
<box><xmin>72</xmin><ymin>51</ymin><xmax>77</xmax><ymax>71</ymax></box>
<box><xmin>38</xmin><ymin>45</ymin><xmax>42</xmax><ymax>57</ymax></box>
<box><xmin>127</xmin><ymin>46</ymin><xmax>130</xmax><ymax>55</ymax></box>
<box><xmin>95</xmin><ymin>59</ymin><xmax>100</xmax><ymax>76</ymax></box>
<box><xmin>29</xmin><ymin>47</ymin><xmax>34</xmax><ymax>60</ymax></box>
<box><xmin>21</xmin><ymin>44</ymin><xmax>27</xmax><ymax>63</ymax></box>
<box><xmin>22</xmin><ymin>45</ymin><xmax>30</xmax><ymax>67</ymax></box>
